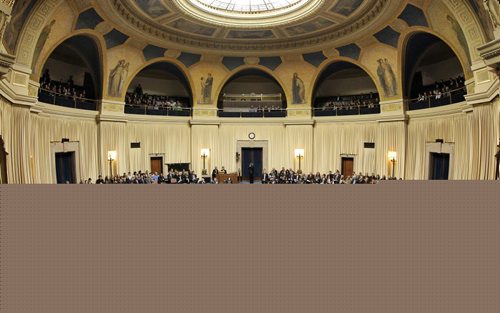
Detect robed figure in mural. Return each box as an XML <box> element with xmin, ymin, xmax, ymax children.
<box><xmin>108</xmin><ymin>59</ymin><xmax>129</xmax><ymax>97</ymax></box>
<box><xmin>201</xmin><ymin>73</ymin><xmax>213</xmax><ymax>103</ymax></box>
<box><xmin>377</xmin><ymin>58</ymin><xmax>397</xmax><ymax>97</ymax></box>
<box><xmin>292</xmin><ymin>73</ymin><xmax>305</xmax><ymax>104</ymax></box>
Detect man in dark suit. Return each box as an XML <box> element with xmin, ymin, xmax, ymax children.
<box><xmin>212</xmin><ymin>166</ymin><xmax>219</xmax><ymax>180</ymax></box>
<box><xmin>261</xmin><ymin>169</ymin><xmax>269</xmax><ymax>184</ymax></box>
<box><xmin>248</xmin><ymin>163</ymin><xmax>255</xmax><ymax>184</ymax></box>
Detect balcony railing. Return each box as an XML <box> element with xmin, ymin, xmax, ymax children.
<box><xmin>406</xmin><ymin>86</ymin><xmax>467</xmax><ymax>111</ymax></box>
<box><xmin>124</xmin><ymin>104</ymin><xmax>192</xmax><ymax>116</ymax></box>
<box><xmin>218</xmin><ymin>108</ymin><xmax>287</xmax><ymax>118</ymax></box>
<box><xmin>38</xmin><ymin>88</ymin><xmax>98</xmax><ymax>111</ymax></box>
<box><xmin>313</xmin><ymin>103</ymin><xmax>381</xmax><ymax>116</ymax></box>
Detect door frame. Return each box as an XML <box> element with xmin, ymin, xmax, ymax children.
<box><xmin>236</xmin><ymin>140</ymin><xmax>268</xmax><ymax>176</ymax></box>
<box><xmin>241</xmin><ymin>147</ymin><xmax>264</xmax><ymax>180</ymax></box>
<box><xmin>50</xmin><ymin>141</ymin><xmax>81</xmax><ymax>184</ymax></box>
<box><xmin>149</xmin><ymin>153</ymin><xmax>165</xmax><ymax>174</ymax></box>
<box><xmin>0</xmin><ymin>136</ymin><xmax>7</xmax><ymax>184</ymax></box>
<box><xmin>425</xmin><ymin>142</ymin><xmax>454</xmax><ymax>180</ymax></box>
<box><xmin>340</xmin><ymin>154</ymin><xmax>357</xmax><ymax>176</ymax></box>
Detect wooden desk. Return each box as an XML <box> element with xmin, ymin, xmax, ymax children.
<box><xmin>217</xmin><ymin>173</ymin><xmax>239</xmax><ymax>184</ymax></box>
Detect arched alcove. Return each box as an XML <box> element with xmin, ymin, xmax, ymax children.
<box><xmin>125</xmin><ymin>62</ymin><xmax>192</xmax><ymax>117</ymax></box>
<box><xmin>403</xmin><ymin>32</ymin><xmax>466</xmax><ymax>110</ymax></box>
<box><xmin>312</xmin><ymin>61</ymin><xmax>380</xmax><ymax>116</ymax></box>
<box><xmin>217</xmin><ymin>69</ymin><xmax>287</xmax><ymax>118</ymax></box>
<box><xmin>38</xmin><ymin>35</ymin><xmax>102</xmax><ymax>111</ymax></box>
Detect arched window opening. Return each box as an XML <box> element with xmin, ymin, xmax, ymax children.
<box><xmin>313</xmin><ymin>62</ymin><xmax>380</xmax><ymax>116</ymax></box>
<box><xmin>125</xmin><ymin>62</ymin><xmax>192</xmax><ymax>117</ymax></box>
<box><xmin>404</xmin><ymin>33</ymin><xmax>466</xmax><ymax>110</ymax></box>
<box><xmin>218</xmin><ymin>69</ymin><xmax>287</xmax><ymax>118</ymax></box>
<box><xmin>39</xmin><ymin>35</ymin><xmax>102</xmax><ymax>111</ymax></box>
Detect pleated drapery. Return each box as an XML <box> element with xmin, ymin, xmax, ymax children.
<box><xmin>1</xmin><ymin>95</ymin><xmax>499</xmax><ymax>183</ymax></box>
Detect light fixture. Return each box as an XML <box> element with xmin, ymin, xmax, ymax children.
<box><xmin>107</xmin><ymin>150</ymin><xmax>117</xmax><ymax>177</ymax></box>
<box><xmin>295</xmin><ymin>149</ymin><xmax>304</xmax><ymax>171</ymax></box>
<box><xmin>201</xmin><ymin>148</ymin><xmax>209</xmax><ymax>175</ymax></box>
<box><xmin>388</xmin><ymin>151</ymin><xmax>397</xmax><ymax>178</ymax></box>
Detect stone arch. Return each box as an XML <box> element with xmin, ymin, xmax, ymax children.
<box><xmin>311</xmin><ymin>58</ymin><xmax>384</xmax><ymax>104</ymax></box>
<box><xmin>13</xmin><ymin>0</ymin><xmax>64</xmax><ymax>69</ymax></box>
<box><xmin>122</xmin><ymin>58</ymin><xmax>195</xmax><ymax>106</ymax></box>
<box><xmin>399</xmin><ymin>28</ymin><xmax>468</xmax><ymax>101</ymax></box>
<box><xmin>437</xmin><ymin>0</ymin><xmax>489</xmax><ymax>61</ymax></box>
<box><xmin>214</xmin><ymin>65</ymin><xmax>290</xmax><ymax>108</ymax></box>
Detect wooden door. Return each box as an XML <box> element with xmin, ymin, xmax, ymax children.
<box><xmin>341</xmin><ymin>157</ymin><xmax>354</xmax><ymax>178</ymax></box>
<box><xmin>150</xmin><ymin>157</ymin><xmax>163</xmax><ymax>174</ymax></box>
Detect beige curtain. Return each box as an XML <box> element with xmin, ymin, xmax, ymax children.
<box><xmin>1</xmin><ymin>96</ymin><xmax>499</xmax><ymax>183</ymax></box>
<box><xmin>313</xmin><ymin>123</ymin><xmax>378</xmax><ymax>175</ymax></box>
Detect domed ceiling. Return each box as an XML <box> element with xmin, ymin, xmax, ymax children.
<box><xmin>100</xmin><ymin>0</ymin><xmax>403</xmax><ymax>53</ymax></box>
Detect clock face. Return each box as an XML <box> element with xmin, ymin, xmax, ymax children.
<box><xmin>248</xmin><ymin>132</ymin><xmax>256</xmax><ymax>140</ymax></box>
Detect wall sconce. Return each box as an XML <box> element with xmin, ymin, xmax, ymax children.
<box><xmin>107</xmin><ymin>150</ymin><xmax>117</xmax><ymax>177</ymax></box>
<box><xmin>295</xmin><ymin>149</ymin><xmax>304</xmax><ymax>171</ymax></box>
<box><xmin>388</xmin><ymin>151</ymin><xmax>397</xmax><ymax>178</ymax></box>
<box><xmin>201</xmin><ymin>148</ymin><xmax>209</xmax><ymax>175</ymax></box>
<box><xmin>236</xmin><ymin>152</ymin><xmax>240</xmax><ymax>162</ymax></box>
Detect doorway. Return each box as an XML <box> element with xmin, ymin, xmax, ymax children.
<box><xmin>0</xmin><ymin>137</ymin><xmax>7</xmax><ymax>184</ymax></box>
<box><xmin>242</xmin><ymin>148</ymin><xmax>263</xmax><ymax>181</ymax></box>
<box><xmin>150</xmin><ymin>156</ymin><xmax>163</xmax><ymax>174</ymax></box>
<box><xmin>341</xmin><ymin>157</ymin><xmax>354</xmax><ymax>177</ymax></box>
<box><xmin>430</xmin><ymin>153</ymin><xmax>450</xmax><ymax>180</ymax></box>
<box><xmin>55</xmin><ymin>152</ymin><xmax>76</xmax><ymax>184</ymax></box>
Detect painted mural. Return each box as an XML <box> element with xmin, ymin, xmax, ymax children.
<box><xmin>32</xmin><ymin>20</ymin><xmax>56</xmax><ymax>69</ymax></box>
<box><xmin>446</xmin><ymin>15</ymin><xmax>472</xmax><ymax>63</ymax></box>
<box><xmin>2</xmin><ymin>0</ymin><xmax>38</xmax><ymax>54</ymax></box>
<box><xmin>331</xmin><ymin>0</ymin><xmax>364</xmax><ymax>16</ymax></box>
<box><xmin>169</xmin><ymin>19</ymin><xmax>216</xmax><ymax>37</ymax></box>
<box><xmin>135</xmin><ymin>0</ymin><xmax>169</xmax><ymax>18</ymax></box>
<box><xmin>200</xmin><ymin>73</ymin><xmax>213</xmax><ymax>104</ymax></box>
<box><xmin>292</xmin><ymin>73</ymin><xmax>306</xmax><ymax>104</ymax></box>
<box><xmin>285</xmin><ymin>17</ymin><xmax>334</xmax><ymax>36</ymax></box>
<box><xmin>226</xmin><ymin>30</ymin><xmax>275</xmax><ymax>39</ymax></box>
<box><xmin>467</xmin><ymin>0</ymin><xmax>495</xmax><ymax>40</ymax></box>
<box><xmin>376</xmin><ymin>58</ymin><xmax>397</xmax><ymax>97</ymax></box>
<box><xmin>108</xmin><ymin>60</ymin><xmax>130</xmax><ymax>97</ymax></box>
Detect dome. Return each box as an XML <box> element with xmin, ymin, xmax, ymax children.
<box><xmin>192</xmin><ymin>0</ymin><xmax>308</xmax><ymax>13</ymax></box>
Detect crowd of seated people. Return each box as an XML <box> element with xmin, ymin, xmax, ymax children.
<box><xmin>39</xmin><ymin>69</ymin><xmax>89</xmax><ymax>100</ymax></box>
<box><xmin>85</xmin><ymin>169</ymin><xmax>204</xmax><ymax>184</ymax></box>
<box><xmin>261</xmin><ymin>168</ymin><xmax>398</xmax><ymax>184</ymax></box>
<box><xmin>82</xmin><ymin>168</ymin><xmax>400</xmax><ymax>184</ymax></box>
<box><xmin>247</xmin><ymin>105</ymin><xmax>284</xmax><ymax>113</ymax></box>
<box><xmin>125</xmin><ymin>84</ymin><xmax>188</xmax><ymax>111</ymax></box>
<box><xmin>414</xmin><ymin>75</ymin><xmax>465</xmax><ymax>103</ymax></box>
<box><xmin>317</xmin><ymin>93</ymin><xmax>380</xmax><ymax>111</ymax></box>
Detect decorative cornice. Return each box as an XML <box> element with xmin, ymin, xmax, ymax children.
<box><xmin>106</xmin><ymin>0</ymin><xmax>393</xmax><ymax>53</ymax></box>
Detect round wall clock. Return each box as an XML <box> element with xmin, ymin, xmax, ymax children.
<box><xmin>248</xmin><ymin>132</ymin><xmax>256</xmax><ymax>140</ymax></box>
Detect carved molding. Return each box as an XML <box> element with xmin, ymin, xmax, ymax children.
<box><xmin>15</xmin><ymin>0</ymin><xmax>61</xmax><ymax>67</ymax></box>
<box><xmin>442</xmin><ymin>0</ymin><xmax>487</xmax><ymax>62</ymax></box>
<box><xmin>108</xmin><ymin>0</ymin><xmax>392</xmax><ymax>53</ymax></box>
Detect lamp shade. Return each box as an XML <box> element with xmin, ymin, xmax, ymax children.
<box><xmin>201</xmin><ymin>148</ymin><xmax>210</xmax><ymax>157</ymax></box>
<box><xmin>294</xmin><ymin>149</ymin><xmax>305</xmax><ymax>157</ymax></box>
<box><xmin>107</xmin><ymin>150</ymin><xmax>117</xmax><ymax>161</ymax></box>
<box><xmin>388</xmin><ymin>151</ymin><xmax>397</xmax><ymax>161</ymax></box>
